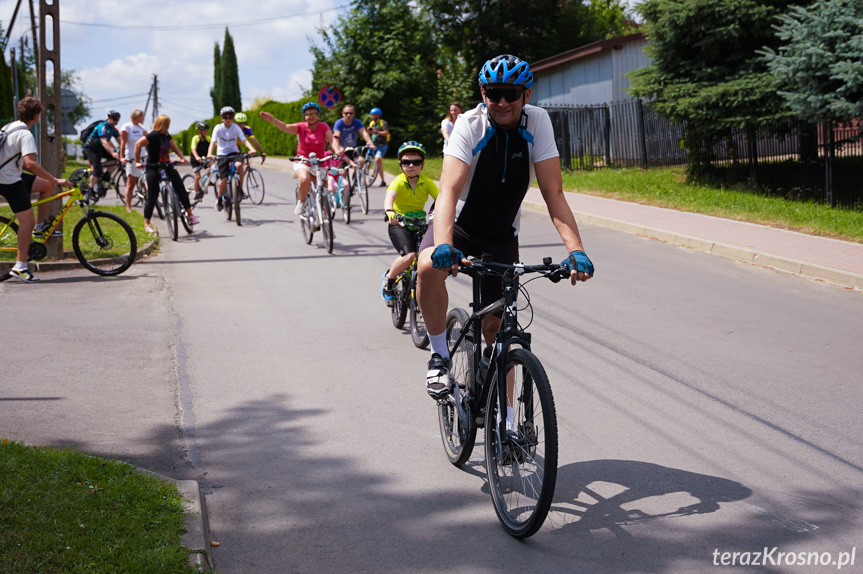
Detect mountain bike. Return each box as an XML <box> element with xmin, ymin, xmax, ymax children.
<box><xmin>0</xmin><ymin>169</ymin><xmax>137</xmax><ymax>279</ymax></box>
<box><xmin>387</xmin><ymin>214</ymin><xmax>429</xmax><ymax>349</ymax></box>
<box><xmin>152</xmin><ymin>161</ymin><xmax>194</xmax><ymax>241</ymax></box>
<box><xmin>218</xmin><ymin>153</ymin><xmax>251</xmax><ymax>227</ymax></box>
<box><xmin>356</xmin><ymin>145</ymin><xmax>373</xmax><ymax>214</ymax></box>
<box><xmin>291</xmin><ymin>153</ymin><xmax>334</xmax><ymax>254</ymax></box>
<box><xmin>439</xmin><ymin>255</ymin><xmax>569</xmax><ymax>537</ymax></box>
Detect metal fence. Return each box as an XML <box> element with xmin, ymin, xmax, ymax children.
<box><xmin>543</xmin><ymin>101</ymin><xmax>863</xmax><ymax>209</ymax></box>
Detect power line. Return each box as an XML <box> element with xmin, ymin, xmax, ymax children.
<box><xmin>90</xmin><ymin>92</ymin><xmax>151</xmax><ymax>103</ymax></box>
<box><xmin>63</xmin><ymin>6</ymin><xmax>347</xmax><ymax>31</ymax></box>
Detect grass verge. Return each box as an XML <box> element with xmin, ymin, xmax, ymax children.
<box><xmin>382</xmin><ymin>159</ymin><xmax>863</xmax><ymax>243</ymax></box>
<box><xmin>0</xmin><ymin>439</ymin><xmax>199</xmax><ymax>574</ymax></box>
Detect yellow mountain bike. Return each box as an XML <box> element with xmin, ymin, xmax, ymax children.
<box><xmin>1</xmin><ymin>169</ymin><xmax>137</xmax><ymax>280</ymax></box>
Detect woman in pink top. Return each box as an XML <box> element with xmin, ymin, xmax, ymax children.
<box><xmin>260</xmin><ymin>102</ymin><xmax>333</xmax><ymax>214</ymax></box>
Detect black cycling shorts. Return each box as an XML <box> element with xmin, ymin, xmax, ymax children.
<box><xmin>419</xmin><ymin>220</ymin><xmax>519</xmax><ymax>311</ymax></box>
<box><xmin>217</xmin><ymin>156</ymin><xmax>238</xmax><ymax>179</ymax></box>
<box><xmin>388</xmin><ymin>224</ymin><xmax>421</xmax><ymax>256</ymax></box>
<box><xmin>0</xmin><ymin>173</ymin><xmax>37</xmax><ymax>213</ymax></box>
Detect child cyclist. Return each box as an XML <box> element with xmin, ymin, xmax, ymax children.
<box><xmin>381</xmin><ymin>141</ymin><xmax>438</xmax><ymax>304</ymax></box>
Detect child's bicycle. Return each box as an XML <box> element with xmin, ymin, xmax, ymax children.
<box><xmin>0</xmin><ymin>169</ymin><xmax>137</xmax><ymax>280</ymax></box>
<box><xmin>386</xmin><ymin>213</ymin><xmax>429</xmax><ymax>348</ymax></box>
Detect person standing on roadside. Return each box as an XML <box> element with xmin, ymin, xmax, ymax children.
<box><xmin>367</xmin><ymin>107</ymin><xmax>389</xmax><ymax>186</ymax></box>
<box><xmin>119</xmin><ymin>109</ymin><xmax>147</xmax><ymax>212</ymax></box>
<box><xmin>83</xmin><ymin>110</ymin><xmax>122</xmax><ymax>197</ymax></box>
<box><xmin>0</xmin><ymin>97</ymin><xmax>72</xmax><ymax>283</ymax></box>
<box><xmin>440</xmin><ymin>102</ymin><xmax>465</xmax><ymax>153</ymax></box>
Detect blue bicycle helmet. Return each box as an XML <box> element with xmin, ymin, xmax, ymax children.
<box><xmin>397</xmin><ymin>141</ymin><xmax>426</xmax><ymax>159</ymax></box>
<box><xmin>302</xmin><ymin>102</ymin><xmax>321</xmax><ymax>113</ymax></box>
<box><xmin>369</xmin><ymin>107</ymin><xmax>382</xmax><ymax>116</ymax></box>
<box><xmin>478</xmin><ymin>54</ymin><xmax>534</xmax><ymax>88</ymax></box>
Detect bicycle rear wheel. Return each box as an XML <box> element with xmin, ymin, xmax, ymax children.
<box><xmin>72</xmin><ymin>211</ymin><xmax>137</xmax><ymax>276</ymax></box>
<box><xmin>247</xmin><ymin>168</ymin><xmax>265</xmax><ymax>204</ymax></box>
<box><xmin>233</xmin><ymin>176</ymin><xmax>242</xmax><ymax>226</ymax></box>
<box><xmin>162</xmin><ymin>183</ymin><xmax>178</xmax><ymax>241</ymax></box>
<box><xmin>438</xmin><ymin>308</ymin><xmax>477</xmax><ymax>466</ymax></box>
<box><xmin>391</xmin><ymin>273</ymin><xmax>408</xmax><ymax>328</ymax></box>
<box><xmin>409</xmin><ymin>276</ymin><xmax>429</xmax><ymax>348</ymax></box>
<box><xmin>131</xmin><ymin>178</ymin><xmax>146</xmax><ymax>208</ymax></box>
<box><xmin>485</xmin><ymin>348</ymin><xmax>558</xmax><ymax>538</ymax></box>
<box><xmin>114</xmin><ymin>170</ymin><xmax>127</xmax><ymax>201</ymax></box>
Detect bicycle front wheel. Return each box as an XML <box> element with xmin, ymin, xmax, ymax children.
<box><xmin>233</xmin><ymin>176</ymin><xmax>242</xmax><ymax>226</ymax></box>
<box><xmin>340</xmin><ymin>175</ymin><xmax>351</xmax><ymax>224</ymax></box>
<box><xmin>318</xmin><ymin>192</ymin><xmax>333</xmax><ymax>253</ymax></box>
<box><xmin>225</xmin><ymin>178</ymin><xmax>234</xmax><ymax>221</ymax></box>
<box><xmin>162</xmin><ymin>183</ymin><xmax>178</xmax><ymax>241</ymax></box>
<box><xmin>363</xmin><ymin>154</ymin><xmax>378</xmax><ymax>187</ymax></box>
<box><xmin>72</xmin><ymin>211</ymin><xmax>137</xmax><ymax>276</ymax></box>
<box><xmin>247</xmin><ymin>168</ymin><xmax>265</xmax><ymax>204</ymax></box>
<box><xmin>409</xmin><ymin>276</ymin><xmax>429</xmax><ymax>349</ymax></box>
<box><xmin>391</xmin><ymin>273</ymin><xmax>408</xmax><ymax>329</ymax></box>
<box><xmin>485</xmin><ymin>348</ymin><xmax>558</xmax><ymax>538</ymax></box>
<box><xmin>358</xmin><ymin>169</ymin><xmax>369</xmax><ymax>215</ymax></box>
<box><xmin>438</xmin><ymin>308</ymin><xmax>477</xmax><ymax>466</ymax></box>
<box><xmin>114</xmin><ymin>170</ymin><xmax>127</xmax><ymax>200</ymax></box>
<box><xmin>300</xmin><ymin>190</ymin><xmax>314</xmax><ymax>245</ymax></box>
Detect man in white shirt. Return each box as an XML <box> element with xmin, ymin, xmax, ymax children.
<box><xmin>206</xmin><ymin>106</ymin><xmax>256</xmax><ymax>211</ymax></box>
<box><xmin>0</xmin><ymin>97</ymin><xmax>71</xmax><ymax>282</ymax></box>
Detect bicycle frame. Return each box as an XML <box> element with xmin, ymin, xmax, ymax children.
<box><xmin>0</xmin><ymin>186</ymin><xmax>88</xmax><ymax>245</ymax></box>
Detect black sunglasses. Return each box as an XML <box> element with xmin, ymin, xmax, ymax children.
<box><xmin>343</xmin><ymin>111</ymin><xmax>355</xmax><ymax>115</ymax></box>
<box><xmin>484</xmin><ymin>86</ymin><xmax>524</xmax><ymax>104</ymax></box>
<box><xmin>400</xmin><ymin>159</ymin><xmax>423</xmax><ymax>167</ymax></box>
<box><xmin>221</xmin><ymin>114</ymin><xmax>234</xmax><ymax>119</ymax></box>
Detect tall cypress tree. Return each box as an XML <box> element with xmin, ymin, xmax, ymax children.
<box><xmin>210</xmin><ymin>42</ymin><xmax>222</xmax><ymax>116</ymax></box>
<box><xmin>219</xmin><ymin>28</ymin><xmax>242</xmax><ymax>111</ymax></box>
<box><xmin>0</xmin><ymin>48</ymin><xmax>14</xmax><ymax>123</ymax></box>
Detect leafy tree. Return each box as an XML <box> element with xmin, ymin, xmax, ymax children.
<box><xmin>210</xmin><ymin>43</ymin><xmax>221</xmax><ymax>116</ymax></box>
<box><xmin>0</xmin><ymin>42</ymin><xmax>14</xmax><ymax>123</ymax></box>
<box><xmin>218</xmin><ymin>28</ymin><xmax>242</xmax><ymax>111</ymax></box>
<box><xmin>628</xmin><ymin>0</ymin><xmax>812</xmax><ymax>171</ymax></box>
<box><xmin>311</xmin><ymin>0</ymin><xmax>440</xmax><ymax>151</ymax></box>
<box><xmin>762</xmin><ymin>0</ymin><xmax>863</xmax><ymax>122</ymax></box>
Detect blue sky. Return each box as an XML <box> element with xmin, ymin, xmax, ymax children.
<box><xmin>0</xmin><ymin>0</ymin><xmax>344</xmax><ymax>134</ymax></box>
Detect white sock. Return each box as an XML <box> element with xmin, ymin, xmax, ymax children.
<box><xmin>13</xmin><ymin>261</ymin><xmax>27</xmax><ymax>271</ymax></box>
<box><xmin>429</xmin><ymin>332</ymin><xmax>449</xmax><ymax>360</ymax></box>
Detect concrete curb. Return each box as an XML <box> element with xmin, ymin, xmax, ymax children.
<box><xmin>521</xmin><ymin>201</ymin><xmax>863</xmax><ymax>291</ymax></box>
<box><xmin>136</xmin><ymin>468</ymin><xmax>213</xmax><ymax>571</ymax></box>
<box><xmin>0</xmin><ymin>234</ymin><xmax>160</xmax><ymax>274</ymax></box>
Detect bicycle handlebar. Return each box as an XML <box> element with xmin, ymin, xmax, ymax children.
<box><xmin>458</xmin><ymin>257</ymin><xmax>570</xmax><ymax>283</ymax></box>
<box><xmin>289</xmin><ymin>154</ymin><xmax>336</xmax><ymax>165</ymax></box>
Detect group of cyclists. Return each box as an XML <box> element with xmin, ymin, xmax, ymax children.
<box><xmin>5</xmin><ymin>53</ymin><xmax>597</xmax><ymax>407</ymax></box>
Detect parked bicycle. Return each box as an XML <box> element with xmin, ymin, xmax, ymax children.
<box><xmin>439</xmin><ymin>255</ymin><xmax>569</xmax><ymax>537</ymax></box>
<box><xmin>387</xmin><ymin>214</ymin><xmax>429</xmax><ymax>348</ymax></box>
<box><xmin>152</xmin><ymin>161</ymin><xmax>196</xmax><ymax>241</ymax></box>
<box><xmin>0</xmin><ymin>169</ymin><xmax>137</xmax><ymax>279</ymax></box>
<box><xmin>291</xmin><ymin>152</ymin><xmax>334</xmax><ymax>254</ymax></box>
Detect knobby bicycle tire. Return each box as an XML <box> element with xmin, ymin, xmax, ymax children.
<box><xmin>438</xmin><ymin>307</ymin><xmax>477</xmax><ymax>466</ymax></box>
<box><xmin>391</xmin><ymin>273</ymin><xmax>409</xmax><ymax>329</ymax></box>
<box><xmin>233</xmin><ymin>175</ymin><xmax>242</xmax><ymax>226</ymax></box>
<box><xmin>162</xmin><ymin>183</ymin><xmax>178</xmax><ymax>241</ymax></box>
<box><xmin>485</xmin><ymin>348</ymin><xmax>558</xmax><ymax>538</ymax></box>
<box><xmin>72</xmin><ymin>211</ymin><xmax>137</xmax><ymax>276</ymax></box>
<box><xmin>247</xmin><ymin>168</ymin><xmax>265</xmax><ymax>204</ymax></box>
<box><xmin>409</xmin><ymin>275</ymin><xmax>429</xmax><ymax>349</ymax></box>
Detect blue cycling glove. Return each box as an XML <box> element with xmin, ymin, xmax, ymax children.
<box><xmin>431</xmin><ymin>244</ymin><xmax>465</xmax><ymax>269</ymax></box>
<box><xmin>561</xmin><ymin>250</ymin><xmax>595</xmax><ymax>276</ymax></box>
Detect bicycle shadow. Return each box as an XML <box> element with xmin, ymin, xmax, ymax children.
<box><xmin>546</xmin><ymin>459</ymin><xmax>752</xmax><ymax>536</ymax></box>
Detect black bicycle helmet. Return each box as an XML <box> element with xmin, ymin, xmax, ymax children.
<box><xmin>107</xmin><ymin>109</ymin><xmax>121</xmax><ymax>121</ymax></box>
<box><xmin>196</xmin><ymin>121</ymin><xmax>210</xmax><ymax>130</ymax></box>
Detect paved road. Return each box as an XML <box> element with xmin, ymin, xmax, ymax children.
<box><xmin>2</xmin><ymin>167</ymin><xmax>862</xmax><ymax>573</ymax></box>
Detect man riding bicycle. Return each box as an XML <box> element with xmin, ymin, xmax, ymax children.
<box><xmin>206</xmin><ymin>106</ymin><xmax>257</xmax><ymax>211</ymax></box>
<box><xmin>331</xmin><ymin>104</ymin><xmax>374</xmax><ymax>181</ymax></box>
<box><xmin>260</xmin><ymin>102</ymin><xmax>334</xmax><ymax>215</ymax></box>
<box><xmin>416</xmin><ymin>54</ymin><xmax>595</xmax><ymax>399</ymax></box>
<box><xmin>83</xmin><ymin>109</ymin><xmax>122</xmax><ymax>198</ymax></box>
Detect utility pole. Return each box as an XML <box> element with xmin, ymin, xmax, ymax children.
<box><xmin>38</xmin><ymin>0</ymin><xmax>62</xmax><ymax>258</ymax></box>
<box><xmin>152</xmin><ymin>75</ymin><xmax>159</xmax><ymax>123</ymax></box>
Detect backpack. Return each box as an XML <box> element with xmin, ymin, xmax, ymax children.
<box><xmin>0</xmin><ymin>123</ymin><xmax>29</xmax><ymax>171</ymax></box>
<box><xmin>80</xmin><ymin>120</ymin><xmax>106</xmax><ymax>148</ymax></box>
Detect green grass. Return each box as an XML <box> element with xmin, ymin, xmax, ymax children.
<box><xmin>0</xmin><ymin>439</ymin><xmax>199</xmax><ymax>574</ymax></box>
<box><xmin>383</xmin><ymin>159</ymin><xmax>863</xmax><ymax>243</ymax></box>
<box><xmin>1</xmin><ymin>161</ymin><xmax>152</xmax><ymax>262</ymax></box>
